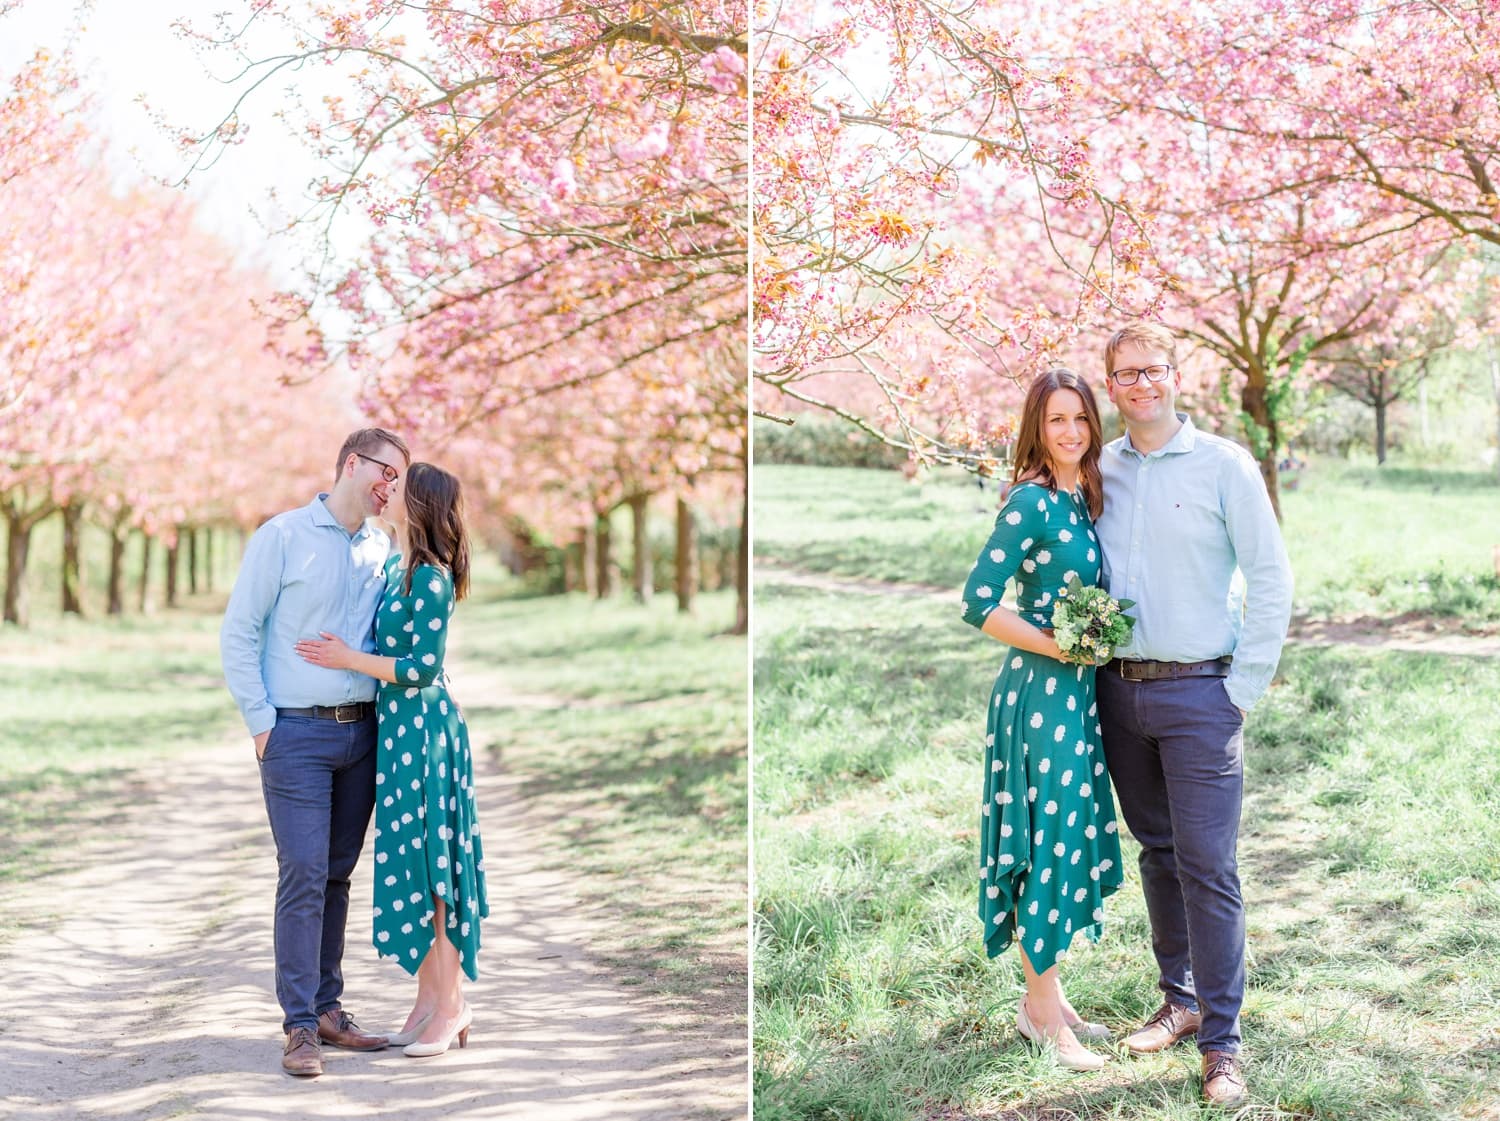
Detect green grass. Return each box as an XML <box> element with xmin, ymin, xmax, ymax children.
<box><xmin>752</xmin><ymin>471</ymin><xmax>1500</xmax><ymax>1120</ymax></box>
<box><xmin>0</xmin><ymin>600</ymin><xmax>239</xmax><ymax>886</ymax></box>
<box><xmin>753</xmin><ymin>459</ymin><xmax>1500</xmax><ymax>622</ymax></box>
<box><xmin>1</xmin><ymin>516</ymin><xmax>249</xmax><ymax>888</ymax></box>
<box><xmin>456</xmin><ymin>581</ymin><xmax>748</xmax><ymax>1013</ymax></box>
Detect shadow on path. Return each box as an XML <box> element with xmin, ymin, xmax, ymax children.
<box><xmin>0</xmin><ymin>730</ymin><xmax>745</xmax><ymax>1121</ymax></box>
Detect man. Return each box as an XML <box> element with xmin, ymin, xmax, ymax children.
<box><xmin>1094</xmin><ymin>323</ymin><xmax>1293</xmax><ymax>1106</ymax></box>
<box><xmin>221</xmin><ymin>427</ymin><xmax>410</xmax><ymax>1076</ymax></box>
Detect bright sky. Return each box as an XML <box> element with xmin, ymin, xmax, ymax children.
<box><xmin>0</xmin><ymin>0</ymin><xmax>356</xmax><ymax>285</ymax></box>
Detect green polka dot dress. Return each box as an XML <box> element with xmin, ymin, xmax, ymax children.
<box><xmin>373</xmin><ymin>557</ymin><xmax>489</xmax><ymax>980</ymax></box>
<box><xmin>960</xmin><ymin>482</ymin><xmax>1124</xmax><ymax>971</ymax></box>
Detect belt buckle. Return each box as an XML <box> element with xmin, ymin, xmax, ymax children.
<box><xmin>334</xmin><ymin>703</ymin><xmax>361</xmax><ymax>724</ymax></box>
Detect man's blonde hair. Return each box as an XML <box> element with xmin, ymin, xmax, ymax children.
<box><xmin>1103</xmin><ymin>323</ymin><xmax>1178</xmax><ymax>374</ymax></box>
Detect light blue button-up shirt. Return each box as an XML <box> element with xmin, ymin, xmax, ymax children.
<box><xmin>220</xmin><ymin>494</ymin><xmax>390</xmax><ymax>736</ymax></box>
<box><xmin>1095</xmin><ymin>415</ymin><xmax>1293</xmax><ymax>711</ymax></box>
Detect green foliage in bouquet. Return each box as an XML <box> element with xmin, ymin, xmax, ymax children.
<box><xmin>1050</xmin><ymin>576</ymin><xmax>1135</xmax><ymax>664</ymax></box>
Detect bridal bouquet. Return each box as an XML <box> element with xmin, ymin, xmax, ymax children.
<box><xmin>1051</xmin><ymin>576</ymin><xmax>1136</xmax><ymax>664</ymax></box>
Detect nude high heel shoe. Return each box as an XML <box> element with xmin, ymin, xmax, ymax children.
<box><xmin>1066</xmin><ymin>1015</ymin><xmax>1113</xmax><ymax>1043</ymax></box>
<box><xmin>403</xmin><ymin>1003</ymin><xmax>472</xmax><ymax>1057</ymax></box>
<box><xmin>385</xmin><ymin>1011</ymin><xmax>435</xmax><ymax>1047</ymax></box>
<box><xmin>1017</xmin><ymin>1000</ymin><xmax>1107</xmax><ymax>1072</ymax></box>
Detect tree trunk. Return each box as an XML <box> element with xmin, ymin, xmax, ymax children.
<box><xmin>675</xmin><ymin>496</ymin><xmax>698</xmax><ymax>615</ymax></box>
<box><xmin>188</xmin><ymin>525</ymin><xmax>199</xmax><ymax>595</ymax></box>
<box><xmin>718</xmin><ymin>520</ymin><xmax>735</xmax><ymax>591</ymax></box>
<box><xmin>107</xmin><ymin>511</ymin><xmax>129</xmax><ymax>616</ymax></box>
<box><xmin>3</xmin><ymin>495</ymin><xmax>55</xmax><ymax>627</ymax></box>
<box><xmin>137</xmin><ymin>533</ymin><xmax>154</xmax><ymax>615</ymax></box>
<box><xmin>61</xmin><ymin>501</ymin><xmax>85</xmax><ymax>616</ymax></box>
<box><xmin>733</xmin><ymin>470</ymin><xmax>749</xmax><ymax>636</ymax></box>
<box><xmin>1240</xmin><ymin>366</ymin><xmax>1283</xmax><ymax>521</ymax></box>
<box><xmin>628</xmin><ymin>493</ymin><xmax>651</xmax><ymax>604</ymax></box>
<box><xmin>206</xmin><ymin>527</ymin><xmax>215</xmax><ymax>594</ymax></box>
<box><xmin>166</xmin><ymin>532</ymin><xmax>180</xmax><ymax>608</ymax></box>
<box><xmin>1374</xmin><ymin>399</ymin><xmax>1388</xmax><ymax>466</ymax></box>
<box><xmin>4</xmin><ymin>511</ymin><xmax>33</xmax><ymax>627</ymax></box>
<box><xmin>595</xmin><ymin>512</ymin><xmax>615</xmax><ymax>599</ymax></box>
<box><xmin>580</xmin><ymin>524</ymin><xmax>598</xmax><ymax>597</ymax></box>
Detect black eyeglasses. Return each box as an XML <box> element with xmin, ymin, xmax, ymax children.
<box><xmin>1108</xmin><ymin>363</ymin><xmax>1174</xmax><ymax>387</ymax></box>
<box><xmin>355</xmin><ymin>452</ymin><xmax>400</xmax><ymax>483</ymax></box>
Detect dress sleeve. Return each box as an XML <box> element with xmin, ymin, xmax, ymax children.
<box><xmin>392</xmin><ymin>566</ymin><xmax>454</xmax><ymax>688</ymax></box>
<box><xmin>961</xmin><ymin>485</ymin><xmax>1046</xmax><ymax>630</ymax></box>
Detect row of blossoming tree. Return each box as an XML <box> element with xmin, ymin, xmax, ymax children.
<box><xmin>0</xmin><ymin>48</ymin><xmax>348</xmax><ymax>626</ymax></box>
<box><xmin>183</xmin><ymin>0</ymin><xmax>750</xmax><ymax>629</ymax></box>
<box><xmin>752</xmin><ymin>0</ymin><xmax>1500</xmax><ymax>513</ymax></box>
<box><xmin>4</xmin><ymin>0</ymin><xmax>749</xmax><ymax>629</ymax></box>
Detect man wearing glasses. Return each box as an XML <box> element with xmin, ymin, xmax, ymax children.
<box><xmin>221</xmin><ymin>427</ymin><xmax>410</xmax><ymax>1076</ymax></box>
<box><xmin>1093</xmin><ymin>324</ymin><xmax>1292</xmax><ymax>1106</ymax></box>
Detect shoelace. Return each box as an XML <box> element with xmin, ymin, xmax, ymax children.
<box><xmin>1205</xmin><ymin>1054</ymin><xmax>1242</xmax><ymax>1083</ymax></box>
<box><xmin>1145</xmin><ymin>1004</ymin><xmax>1178</xmax><ymax>1028</ymax></box>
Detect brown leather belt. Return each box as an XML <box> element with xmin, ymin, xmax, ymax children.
<box><xmin>1106</xmin><ymin>657</ymin><xmax>1232</xmax><ymax>681</ymax></box>
<box><xmin>276</xmin><ymin>703</ymin><xmax>374</xmax><ymax>723</ymax></box>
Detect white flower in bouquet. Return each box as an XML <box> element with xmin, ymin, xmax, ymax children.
<box><xmin>1050</xmin><ymin>576</ymin><xmax>1136</xmax><ymax>665</ymax></box>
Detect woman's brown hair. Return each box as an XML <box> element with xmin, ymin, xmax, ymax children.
<box><xmin>400</xmin><ymin>463</ymin><xmax>471</xmax><ymax>601</ymax></box>
<box><xmin>1009</xmin><ymin>367</ymin><xmax>1105</xmax><ymax>519</ymax></box>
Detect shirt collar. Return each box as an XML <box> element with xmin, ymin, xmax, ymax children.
<box><xmin>1120</xmin><ymin>413</ymin><xmax>1197</xmax><ymax>459</ymax></box>
<box><xmin>310</xmin><ymin>493</ymin><xmax>374</xmax><ymax>541</ymax></box>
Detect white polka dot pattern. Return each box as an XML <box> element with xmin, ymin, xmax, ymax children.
<box><xmin>964</xmin><ymin>482</ymin><xmax>1125</xmax><ymax>972</ymax></box>
<box><xmin>371</xmin><ymin>557</ymin><xmax>489</xmax><ymax>982</ymax></box>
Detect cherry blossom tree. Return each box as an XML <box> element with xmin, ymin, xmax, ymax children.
<box><xmin>0</xmin><ymin>49</ymin><xmax>345</xmax><ymax>624</ymax></box>
<box><xmin>179</xmin><ymin>0</ymin><xmax>745</xmax><ymax>429</ymax></box>
<box><xmin>1065</xmin><ymin>85</ymin><xmax>1472</xmax><ymax>513</ymax></box>
<box><xmin>1095</xmin><ymin>1</ymin><xmax>1500</xmax><ymax>250</ymax></box>
<box><xmin>753</xmin><ymin>0</ymin><xmax>1500</xmax><ymax>506</ymax></box>
<box><xmin>752</xmin><ymin>0</ymin><xmax>1169</xmax><ymax>465</ymax></box>
<box><xmin>175</xmin><ymin>0</ymin><xmax>749</xmax><ymax>623</ymax></box>
<box><xmin>1068</xmin><ymin>0</ymin><xmax>1500</xmax><ymax>483</ymax></box>
<box><xmin>0</xmin><ymin>152</ymin><xmax>144</xmax><ymax>624</ymax></box>
<box><xmin>369</xmin><ymin>331</ymin><xmax>747</xmax><ymax>629</ymax></box>
<box><xmin>1312</xmin><ymin>262</ymin><xmax>1489</xmax><ymax>464</ymax></box>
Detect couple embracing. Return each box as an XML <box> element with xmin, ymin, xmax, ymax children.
<box><xmin>220</xmin><ymin>427</ymin><xmax>490</xmax><ymax>1077</ymax></box>
<box><xmin>960</xmin><ymin>323</ymin><xmax>1294</xmax><ymax>1106</ymax></box>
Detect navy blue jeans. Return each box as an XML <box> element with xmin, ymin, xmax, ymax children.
<box><xmin>1097</xmin><ymin>671</ymin><xmax>1246</xmax><ymax>1054</ymax></box>
<box><xmin>257</xmin><ymin>713</ymin><xmax>377</xmax><ymax>1033</ymax></box>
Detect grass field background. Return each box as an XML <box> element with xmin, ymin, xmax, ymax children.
<box><xmin>753</xmin><ymin>460</ymin><xmax>1500</xmax><ymax>1120</ymax></box>
<box><xmin>0</xmin><ymin>538</ymin><xmax>747</xmax><ymax>1014</ymax></box>
<box><xmin>754</xmin><ymin>459</ymin><xmax>1500</xmax><ymax>622</ymax></box>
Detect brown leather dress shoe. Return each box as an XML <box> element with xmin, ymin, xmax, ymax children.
<box><xmin>318</xmin><ymin>1008</ymin><xmax>389</xmax><ymax>1051</ymax></box>
<box><xmin>1202</xmin><ymin>1049</ymin><xmax>1248</xmax><ymax>1106</ymax></box>
<box><xmin>282</xmin><ymin>1026</ymin><xmax>324</xmax><ymax>1076</ymax></box>
<box><xmin>1122</xmin><ymin>1001</ymin><xmax>1202</xmax><ymax>1054</ymax></box>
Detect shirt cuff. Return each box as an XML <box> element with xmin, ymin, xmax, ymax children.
<box><xmin>1223</xmin><ymin>674</ymin><xmax>1263</xmax><ymax>713</ymax></box>
<box><xmin>244</xmin><ymin>703</ymin><xmax>277</xmax><ymax>738</ymax></box>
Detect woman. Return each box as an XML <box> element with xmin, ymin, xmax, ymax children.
<box><xmin>296</xmin><ymin>462</ymin><xmax>489</xmax><ymax>1058</ymax></box>
<box><xmin>959</xmin><ymin>368</ymin><xmax>1125</xmax><ymax>1071</ymax></box>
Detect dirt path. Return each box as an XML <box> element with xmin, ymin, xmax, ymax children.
<box><xmin>0</xmin><ymin>680</ymin><xmax>746</xmax><ymax>1121</ymax></box>
<box><xmin>757</xmin><ymin>561</ymin><xmax>1500</xmax><ymax>655</ymax></box>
